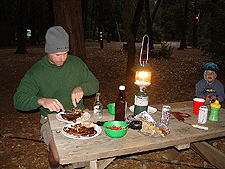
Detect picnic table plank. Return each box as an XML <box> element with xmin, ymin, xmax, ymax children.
<box><xmin>191</xmin><ymin>141</ymin><xmax>225</xmax><ymax>169</ymax></box>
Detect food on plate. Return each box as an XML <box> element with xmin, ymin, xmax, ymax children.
<box><xmin>139</xmin><ymin>118</ymin><xmax>169</xmax><ymax>137</ymax></box>
<box><xmin>70</xmin><ymin>108</ymin><xmax>83</xmax><ymax>113</ymax></box>
<box><xmin>63</xmin><ymin>123</ymin><xmax>97</xmax><ymax>137</ymax></box>
<box><xmin>106</xmin><ymin>125</ymin><xmax>125</xmax><ymax>130</ymax></box>
<box><xmin>61</xmin><ymin>108</ymin><xmax>85</xmax><ymax>122</ymax></box>
<box><xmin>61</xmin><ymin>114</ymin><xmax>82</xmax><ymax>123</ymax></box>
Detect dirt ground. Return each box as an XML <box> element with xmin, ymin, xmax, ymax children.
<box><xmin>0</xmin><ymin>41</ymin><xmax>225</xmax><ymax>169</ymax></box>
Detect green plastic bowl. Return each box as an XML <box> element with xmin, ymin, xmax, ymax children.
<box><xmin>107</xmin><ymin>103</ymin><xmax>115</xmax><ymax>115</ymax></box>
<box><xmin>103</xmin><ymin>121</ymin><xmax>128</xmax><ymax>138</ymax></box>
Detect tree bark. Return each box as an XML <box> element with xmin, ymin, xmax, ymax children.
<box><xmin>145</xmin><ymin>0</ymin><xmax>162</xmax><ymax>50</ymax></box>
<box><xmin>131</xmin><ymin>0</ymin><xmax>144</xmax><ymax>40</ymax></box>
<box><xmin>192</xmin><ymin>0</ymin><xmax>198</xmax><ymax>48</ymax></box>
<box><xmin>123</xmin><ymin>0</ymin><xmax>136</xmax><ymax>77</ymax></box>
<box><xmin>15</xmin><ymin>0</ymin><xmax>27</xmax><ymax>54</ymax></box>
<box><xmin>53</xmin><ymin>0</ymin><xmax>86</xmax><ymax>62</ymax></box>
<box><xmin>150</xmin><ymin>0</ymin><xmax>162</xmax><ymax>50</ymax></box>
<box><xmin>81</xmin><ymin>0</ymin><xmax>88</xmax><ymax>36</ymax></box>
<box><xmin>91</xmin><ymin>2</ymin><xmax>98</xmax><ymax>40</ymax></box>
<box><xmin>151</xmin><ymin>0</ymin><xmax>161</xmax><ymax>23</ymax></box>
<box><xmin>179</xmin><ymin>0</ymin><xmax>188</xmax><ymax>50</ymax></box>
<box><xmin>210</xmin><ymin>0</ymin><xmax>218</xmax><ymax>54</ymax></box>
<box><xmin>30</xmin><ymin>0</ymin><xmax>42</xmax><ymax>45</ymax></box>
<box><xmin>145</xmin><ymin>0</ymin><xmax>154</xmax><ymax>50</ymax></box>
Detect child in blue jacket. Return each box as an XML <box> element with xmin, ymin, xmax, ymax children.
<box><xmin>195</xmin><ymin>62</ymin><xmax>225</xmax><ymax>103</ymax></box>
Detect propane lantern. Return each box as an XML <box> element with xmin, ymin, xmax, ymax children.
<box><xmin>134</xmin><ymin>34</ymin><xmax>151</xmax><ymax>88</ymax></box>
<box><xmin>133</xmin><ymin>34</ymin><xmax>151</xmax><ymax>116</ymax></box>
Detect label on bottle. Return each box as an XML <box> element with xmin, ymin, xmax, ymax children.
<box><xmin>94</xmin><ymin>105</ymin><xmax>100</xmax><ymax>111</ymax></box>
<box><xmin>94</xmin><ymin>105</ymin><xmax>103</xmax><ymax>119</ymax></box>
<box><xmin>125</xmin><ymin>101</ymin><xmax>127</xmax><ymax>118</ymax></box>
<box><xmin>134</xmin><ymin>95</ymin><xmax>148</xmax><ymax>106</ymax></box>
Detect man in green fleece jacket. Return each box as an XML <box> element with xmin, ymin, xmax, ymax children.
<box><xmin>14</xmin><ymin>26</ymin><xmax>99</xmax><ymax>169</ymax></box>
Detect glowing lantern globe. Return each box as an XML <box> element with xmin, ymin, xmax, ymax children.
<box><xmin>135</xmin><ymin>70</ymin><xmax>151</xmax><ymax>87</ymax></box>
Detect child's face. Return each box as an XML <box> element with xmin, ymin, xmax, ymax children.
<box><xmin>204</xmin><ymin>70</ymin><xmax>217</xmax><ymax>82</ymax></box>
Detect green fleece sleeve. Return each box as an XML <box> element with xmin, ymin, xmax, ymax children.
<box><xmin>14</xmin><ymin>72</ymin><xmax>41</xmax><ymax>111</ymax></box>
<box><xmin>79</xmin><ymin>64</ymin><xmax>99</xmax><ymax>96</ymax></box>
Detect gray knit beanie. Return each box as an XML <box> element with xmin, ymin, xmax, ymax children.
<box><xmin>45</xmin><ymin>26</ymin><xmax>69</xmax><ymax>54</ymax></box>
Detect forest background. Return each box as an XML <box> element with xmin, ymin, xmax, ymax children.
<box><xmin>1</xmin><ymin>0</ymin><xmax>225</xmax><ymax>70</ymax></box>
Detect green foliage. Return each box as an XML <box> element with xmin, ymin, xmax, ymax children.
<box><xmin>86</xmin><ymin>39</ymin><xmax>93</xmax><ymax>42</ymax></box>
<box><xmin>152</xmin><ymin>24</ymin><xmax>164</xmax><ymax>43</ymax></box>
<box><xmin>155</xmin><ymin>0</ymin><xmax>182</xmax><ymax>41</ymax></box>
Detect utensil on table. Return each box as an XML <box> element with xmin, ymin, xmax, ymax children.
<box><xmin>61</xmin><ymin>107</ymin><xmax>77</xmax><ymax>114</ymax></box>
<box><xmin>172</xmin><ymin>112</ymin><xmax>208</xmax><ymax>130</ymax></box>
<box><xmin>125</xmin><ymin>121</ymin><xmax>142</xmax><ymax>129</ymax></box>
<box><xmin>63</xmin><ymin>110</ymin><xmax>74</xmax><ymax>114</ymax></box>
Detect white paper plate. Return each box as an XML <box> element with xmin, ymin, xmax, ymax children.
<box><xmin>61</xmin><ymin>122</ymin><xmax>101</xmax><ymax>139</ymax></box>
<box><xmin>56</xmin><ymin>111</ymin><xmax>90</xmax><ymax>123</ymax></box>
<box><xmin>129</xmin><ymin>105</ymin><xmax>157</xmax><ymax>114</ymax></box>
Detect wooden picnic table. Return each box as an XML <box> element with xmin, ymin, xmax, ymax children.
<box><xmin>48</xmin><ymin>101</ymin><xmax>225</xmax><ymax>169</ymax></box>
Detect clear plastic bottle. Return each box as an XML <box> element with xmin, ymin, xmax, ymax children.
<box><xmin>134</xmin><ymin>86</ymin><xmax>149</xmax><ymax>116</ymax></box>
<box><xmin>115</xmin><ymin>85</ymin><xmax>127</xmax><ymax>121</ymax></box>
<box><xmin>93</xmin><ymin>93</ymin><xmax>103</xmax><ymax>121</ymax></box>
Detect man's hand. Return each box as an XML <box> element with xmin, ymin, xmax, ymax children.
<box><xmin>38</xmin><ymin>98</ymin><xmax>65</xmax><ymax>112</ymax></box>
<box><xmin>71</xmin><ymin>87</ymin><xmax>84</xmax><ymax>108</ymax></box>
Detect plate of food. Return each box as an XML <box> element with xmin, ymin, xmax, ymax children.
<box><xmin>56</xmin><ymin>109</ymin><xmax>90</xmax><ymax>123</ymax></box>
<box><xmin>129</xmin><ymin>105</ymin><xmax>157</xmax><ymax>114</ymax></box>
<box><xmin>61</xmin><ymin>122</ymin><xmax>101</xmax><ymax>139</ymax></box>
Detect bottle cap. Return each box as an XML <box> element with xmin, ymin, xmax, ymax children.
<box><xmin>119</xmin><ymin>85</ymin><xmax>125</xmax><ymax>90</ymax></box>
<box><xmin>210</xmin><ymin>100</ymin><xmax>221</xmax><ymax>108</ymax></box>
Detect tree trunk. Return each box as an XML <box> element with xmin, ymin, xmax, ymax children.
<box><xmin>179</xmin><ymin>0</ymin><xmax>188</xmax><ymax>50</ymax></box>
<box><xmin>192</xmin><ymin>0</ymin><xmax>198</xmax><ymax>48</ymax></box>
<box><xmin>151</xmin><ymin>0</ymin><xmax>161</xmax><ymax>23</ymax></box>
<box><xmin>81</xmin><ymin>0</ymin><xmax>88</xmax><ymax>36</ymax></box>
<box><xmin>150</xmin><ymin>0</ymin><xmax>162</xmax><ymax>50</ymax></box>
<box><xmin>131</xmin><ymin>0</ymin><xmax>144</xmax><ymax>40</ymax></box>
<box><xmin>145</xmin><ymin>0</ymin><xmax>162</xmax><ymax>50</ymax></box>
<box><xmin>92</xmin><ymin>2</ymin><xmax>98</xmax><ymax>40</ymax></box>
<box><xmin>210</xmin><ymin>0</ymin><xmax>218</xmax><ymax>54</ymax></box>
<box><xmin>15</xmin><ymin>0</ymin><xmax>27</xmax><ymax>54</ymax></box>
<box><xmin>123</xmin><ymin>0</ymin><xmax>136</xmax><ymax>77</ymax></box>
<box><xmin>53</xmin><ymin>0</ymin><xmax>86</xmax><ymax>62</ymax></box>
<box><xmin>145</xmin><ymin>0</ymin><xmax>153</xmax><ymax>50</ymax></box>
<box><xmin>30</xmin><ymin>0</ymin><xmax>41</xmax><ymax>45</ymax></box>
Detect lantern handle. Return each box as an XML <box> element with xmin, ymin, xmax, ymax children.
<box><xmin>139</xmin><ymin>34</ymin><xmax>149</xmax><ymax>67</ymax></box>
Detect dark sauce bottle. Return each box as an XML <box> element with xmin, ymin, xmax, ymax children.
<box><xmin>115</xmin><ymin>85</ymin><xmax>127</xmax><ymax>121</ymax></box>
